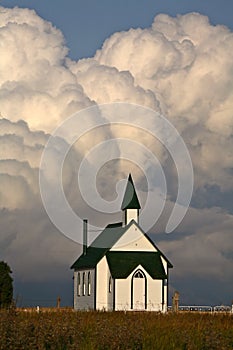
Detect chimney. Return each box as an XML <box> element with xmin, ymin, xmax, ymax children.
<box><xmin>83</xmin><ymin>219</ymin><xmax>88</xmax><ymax>255</ymax></box>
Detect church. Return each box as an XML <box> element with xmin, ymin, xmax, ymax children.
<box><xmin>71</xmin><ymin>174</ymin><xmax>173</xmax><ymax>311</ymax></box>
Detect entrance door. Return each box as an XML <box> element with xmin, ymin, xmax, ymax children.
<box><xmin>131</xmin><ymin>269</ymin><xmax>146</xmax><ymax>310</ymax></box>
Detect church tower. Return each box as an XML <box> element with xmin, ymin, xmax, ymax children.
<box><xmin>121</xmin><ymin>174</ymin><xmax>141</xmax><ymax>226</ymax></box>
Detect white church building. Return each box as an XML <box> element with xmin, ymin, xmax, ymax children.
<box><xmin>71</xmin><ymin>174</ymin><xmax>173</xmax><ymax>312</ymax></box>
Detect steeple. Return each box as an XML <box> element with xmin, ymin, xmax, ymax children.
<box><xmin>121</xmin><ymin>174</ymin><xmax>140</xmax><ymax>225</ymax></box>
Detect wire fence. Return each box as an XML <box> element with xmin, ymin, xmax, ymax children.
<box><xmin>167</xmin><ymin>305</ymin><xmax>232</xmax><ymax>313</ymax></box>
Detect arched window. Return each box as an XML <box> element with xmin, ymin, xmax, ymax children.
<box><xmin>87</xmin><ymin>272</ymin><xmax>91</xmax><ymax>296</ymax></box>
<box><xmin>77</xmin><ymin>272</ymin><xmax>81</xmax><ymax>296</ymax></box>
<box><xmin>82</xmin><ymin>272</ymin><xmax>86</xmax><ymax>296</ymax></box>
<box><xmin>134</xmin><ymin>270</ymin><xmax>144</xmax><ymax>278</ymax></box>
<box><xmin>108</xmin><ymin>276</ymin><xmax>112</xmax><ymax>293</ymax></box>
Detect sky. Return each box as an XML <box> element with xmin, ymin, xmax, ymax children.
<box><xmin>1</xmin><ymin>0</ymin><xmax>233</xmax><ymax>60</ymax></box>
<box><xmin>0</xmin><ymin>0</ymin><xmax>233</xmax><ymax>307</ymax></box>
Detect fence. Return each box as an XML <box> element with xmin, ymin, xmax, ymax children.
<box><xmin>168</xmin><ymin>305</ymin><xmax>232</xmax><ymax>313</ymax></box>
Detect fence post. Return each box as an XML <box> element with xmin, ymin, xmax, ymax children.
<box><xmin>57</xmin><ymin>296</ymin><xmax>61</xmax><ymax>309</ymax></box>
<box><xmin>172</xmin><ymin>291</ymin><xmax>180</xmax><ymax>312</ymax></box>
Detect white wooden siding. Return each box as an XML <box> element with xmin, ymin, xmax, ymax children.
<box><xmin>125</xmin><ymin>209</ymin><xmax>138</xmax><ymax>225</ymax></box>
<box><xmin>111</xmin><ymin>224</ymin><xmax>157</xmax><ymax>251</ymax></box>
<box><xmin>73</xmin><ymin>269</ymin><xmax>95</xmax><ymax>310</ymax></box>
<box><xmin>115</xmin><ymin>278</ymin><xmax>131</xmax><ymax>310</ymax></box>
<box><xmin>96</xmin><ymin>256</ymin><xmax>109</xmax><ymax>310</ymax></box>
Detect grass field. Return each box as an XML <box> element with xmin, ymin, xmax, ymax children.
<box><xmin>0</xmin><ymin>309</ymin><xmax>232</xmax><ymax>349</ymax></box>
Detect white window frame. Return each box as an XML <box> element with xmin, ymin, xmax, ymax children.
<box><xmin>82</xmin><ymin>272</ymin><xmax>86</xmax><ymax>296</ymax></box>
<box><xmin>87</xmin><ymin>271</ymin><xmax>91</xmax><ymax>296</ymax></box>
<box><xmin>77</xmin><ymin>272</ymin><xmax>81</xmax><ymax>296</ymax></box>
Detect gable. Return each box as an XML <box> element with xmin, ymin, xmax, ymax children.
<box><xmin>110</xmin><ymin>221</ymin><xmax>157</xmax><ymax>251</ymax></box>
<box><xmin>106</xmin><ymin>251</ymin><xmax>167</xmax><ymax>279</ymax></box>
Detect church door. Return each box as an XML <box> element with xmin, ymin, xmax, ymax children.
<box><xmin>131</xmin><ymin>269</ymin><xmax>147</xmax><ymax>310</ymax></box>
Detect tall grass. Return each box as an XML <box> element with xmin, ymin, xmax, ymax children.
<box><xmin>0</xmin><ymin>309</ymin><xmax>232</xmax><ymax>349</ymax></box>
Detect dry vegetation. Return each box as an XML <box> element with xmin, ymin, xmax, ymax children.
<box><xmin>0</xmin><ymin>309</ymin><xmax>232</xmax><ymax>349</ymax></box>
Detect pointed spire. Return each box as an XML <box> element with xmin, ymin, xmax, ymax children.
<box><xmin>121</xmin><ymin>174</ymin><xmax>141</xmax><ymax>210</ymax></box>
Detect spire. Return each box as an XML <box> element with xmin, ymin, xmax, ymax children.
<box><xmin>121</xmin><ymin>174</ymin><xmax>141</xmax><ymax>210</ymax></box>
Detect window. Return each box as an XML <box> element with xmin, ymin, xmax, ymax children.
<box><xmin>108</xmin><ymin>276</ymin><xmax>112</xmax><ymax>293</ymax></box>
<box><xmin>88</xmin><ymin>272</ymin><xmax>91</xmax><ymax>296</ymax></box>
<box><xmin>134</xmin><ymin>270</ymin><xmax>144</xmax><ymax>278</ymax></box>
<box><xmin>77</xmin><ymin>273</ymin><xmax>81</xmax><ymax>296</ymax></box>
<box><xmin>82</xmin><ymin>272</ymin><xmax>86</xmax><ymax>296</ymax></box>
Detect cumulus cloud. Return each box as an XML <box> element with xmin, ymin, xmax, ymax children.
<box><xmin>0</xmin><ymin>118</ymin><xmax>81</xmax><ymax>281</ymax></box>
<box><xmin>0</xmin><ymin>6</ymin><xmax>93</xmax><ymax>131</ymax></box>
<box><xmin>96</xmin><ymin>13</ymin><xmax>233</xmax><ymax>190</ymax></box>
<box><xmin>1</xmin><ymin>6</ymin><xmax>233</xmax><ymax>304</ymax></box>
<box><xmin>157</xmin><ymin>204</ymin><xmax>233</xmax><ymax>279</ymax></box>
<box><xmin>68</xmin><ymin>59</ymin><xmax>160</xmax><ymax>110</ymax></box>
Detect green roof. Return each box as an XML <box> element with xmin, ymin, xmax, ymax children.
<box><xmin>71</xmin><ymin>220</ymin><xmax>173</xmax><ymax>272</ymax></box>
<box><xmin>121</xmin><ymin>174</ymin><xmax>141</xmax><ymax>210</ymax></box>
<box><xmin>106</xmin><ymin>251</ymin><xmax>167</xmax><ymax>279</ymax></box>
<box><xmin>70</xmin><ymin>223</ymin><xmax>126</xmax><ymax>269</ymax></box>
